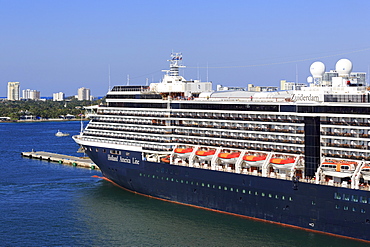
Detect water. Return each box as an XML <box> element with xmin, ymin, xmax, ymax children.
<box><xmin>0</xmin><ymin>121</ymin><xmax>368</xmax><ymax>246</ymax></box>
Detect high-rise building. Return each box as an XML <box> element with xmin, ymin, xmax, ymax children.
<box><xmin>280</xmin><ymin>80</ymin><xmax>307</xmax><ymax>90</ymax></box>
<box><xmin>53</xmin><ymin>92</ymin><xmax>65</xmax><ymax>101</ymax></box>
<box><xmin>22</xmin><ymin>89</ymin><xmax>40</xmax><ymax>100</ymax></box>
<box><xmin>7</xmin><ymin>82</ymin><xmax>20</xmax><ymax>101</ymax></box>
<box><xmin>77</xmin><ymin>87</ymin><xmax>91</xmax><ymax>100</ymax></box>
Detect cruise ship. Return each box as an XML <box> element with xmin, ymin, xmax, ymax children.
<box><xmin>73</xmin><ymin>53</ymin><xmax>370</xmax><ymax>242</ymax></box>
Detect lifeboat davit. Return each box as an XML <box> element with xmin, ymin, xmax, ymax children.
<box><xmin>243</xmin><ymin>155</ymin><xmax>266</xmax><ymax>167</ymax></box>
<box><xmin>174</xmin><ymin>148</ymin><xmax>193</xmax><ymax>158</ymax></box>
<box><xmin>218</xmin><ymin>152</ymin><xmax>240</xmax><ymax>164</ymax></box>
<box><xmin>196</xmin><ymin>150</ymin><xmax>216</xmax><ymax>161</ymax></box>
<box><xmin>270</xmin><ymin>158</ymin><xmax>295</xmax><ymax>169</ymax></box>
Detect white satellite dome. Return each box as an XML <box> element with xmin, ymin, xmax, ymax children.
<box><xmin>310</xmin><ymin>61</ymin><xmax>325</xmax><ymax>77</ymax></box>
<box><xmin>335</xmin><ymin>59</ymin><xmax>352</xmax><ymax>76</ymax></box>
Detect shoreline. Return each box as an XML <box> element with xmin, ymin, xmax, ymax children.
<box><xmin>0</xmin><ymin>118</ymin><xmax>89</xmax><ymax>123</ymax></box>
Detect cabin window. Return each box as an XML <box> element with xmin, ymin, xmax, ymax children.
<box><xmin>268</xmin><ymin>194</ymin><xmax>272</xmax><ymax>198</ymax></box>
<box><xmin>352</xmin><ymin>207</ymin><xmax>356</xmax><ymax>212</ymax></box>
<box><xmin>282</xmin><ymin>196</ymin><xmax>285</xmax><ymax>200</ymax></box>
<box><xmin>224</xmin><ymin>186</ymin><xmax>228</xmax><ymax>191</ymax></box>
<box><xmin>361</xmin><ymin>209</ymin><xmax>366</xmax><ymax>213</ymax></box>
<box><xmin>352</xmin><ymin>195</ymin><xmax>359</xmax><ymax>202</ymax></box>
<box><xmin>171</xmin><ymin>178</ymin><xmax>174</xmax><ymax>182</ymax></box>
<box><xmin>343</xmin><ymin>194</ymin><xmax>350</xmax><ymax>201</ymax></box>
<box><xmin>334</xmin><ymin>192</ymin><xmax>341</xmax><ymax>200</ymax></box>
<box><xmin>139</xmin><ymin>173</ymin><xmax>142</xmax><ymax>176</ymax></box>
<box><xmin>255</xmin><ymin>192</ymin><xmax>258</xmax><ymax>196</ymax></box>
<box><xmin>110</xmin><ymin>150</ymin><xmax>121</xmax><ymax>155</ymax></box>
<box><xmin>335</xmin><ymin>205</ymin><xmax>340</xmax><ymax>209</ymax></box>
<box><xmin>361</xmin><ymin>196</ymin><xmax>367</xmax><ymax>203</ymax></box>
<box><xmin>201</xmin><ymin>183</ymin><xmax>205</xmax><ymax>187</ymax></box>
<box><xmin>312</xmin><ymin>201</ymin><xmax>316</xmax><ymax>205</ymax></box>
<box><xmin>344</xmin><ymin>206</ymin><xmax>349</xmax><ymax>211</ymax></box>
<box><xmin>219</xmin><ymin>186</ymin><xmax>222</xmax><ymax>190</ymax></box>
<box><xmin>289</xmin><ymin>197</ymin><xmax>293</xmax><ymax>201</ymax></box>
<box><xmin>275</xmin><ymin>195</ymin><xmax>279</xmax><ymax>199</ymax></box>
<box><xmin>261</xmin><ymin>193</ymin><xmax>265</xmax><ymax>197</ymax></box>
<box><xmin>242</xmin><ymin>190</ymin><xmax>246</xmax><ymax>194</ymax></box>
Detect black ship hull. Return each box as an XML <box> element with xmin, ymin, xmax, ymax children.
<box><xmin>84</xmin><ymin>145</ymin><xmax>370</xmax><ymax>242</ymax></box>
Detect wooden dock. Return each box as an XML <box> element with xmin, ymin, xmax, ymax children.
<box><xmin>21</xmin><ymin>151</ymin><xmax>99</xmax><ymax>170</ymax></box>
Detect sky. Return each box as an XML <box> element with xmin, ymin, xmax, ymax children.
<box><xmin>1</xmin><ymin>0</ymin><xmax>370</xmax><ymax>97</ymax></box>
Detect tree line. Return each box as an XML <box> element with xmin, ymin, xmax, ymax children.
<box><xmin>0</xmin><ymin>98</ymin><xmax>105</xmax><ymax>120</ymax></box>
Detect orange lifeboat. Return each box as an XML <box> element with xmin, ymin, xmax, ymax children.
<box><xmin>242</xmin><ymin>155</ymin><xmax>266</xmax><ymax>167</ymax></box>
<box><xmin>174</xmin><ymin>147</ymin><xmax>193</xmax><ymax>158</ymax></box>
<box><xmin>243</xmin><ymin>155</ymin><xmax>266</xmax><ymax>162</ymax></box>
<box><xmin>161</xmin><ymin>156</ymin><xmax>170</xmax><ymax>163</ymax></box>
<box><xmin>218</xmin><ymin>152</ymin><xmax>240</xmax><ymax>164</ymax></box>
<box><xmin>196</xmin><ymin>150</ymin><xmax>216</xmax><ymax>161</ymax></box>
<box><xmin>361</xmin><ymin>165</ymin><xmax>370</xmax><ymax>176</ymax></box>
<box><xmin>270</xmin><ymin>157</ymin><xmax>295</xmax><ymax>169</ymax></box>
<box><xmin>322</xmin><ymin>160</ymin><xmax>356</xmax><ymax>172</ymax></box>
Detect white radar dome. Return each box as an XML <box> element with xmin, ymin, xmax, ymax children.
<box><xmin>310</xmin><ymin>61</ymin><xmax>325</xmax><ymax>77</ymax></box>
<box><xmin>335</xmin><ymin>59</ymin><xmax>352</xmax><ymax>76</ymax></box>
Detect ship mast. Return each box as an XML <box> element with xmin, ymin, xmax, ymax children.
<box><xmin>167</xmin><ymin>52</ymin><xmax>185</xmax><ymax>76</ymax></box>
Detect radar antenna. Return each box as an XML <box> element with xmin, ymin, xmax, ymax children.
<box><xmin>167</xmin><ymin>52</ymin><xmax>185</xmax><ymax>76</ymax></box>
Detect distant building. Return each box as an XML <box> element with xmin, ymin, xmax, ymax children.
<box><xmin>280</xmin><ymin>80</ymin><xmax>307</xmax><ymax>90</ymax></box>
<box><xmin>216</xmin><ymin>85</ymin><xmax>246</xmax><ymax>91</ymax></box>
<box><xmin>7</xmin><ymin>82</ymin><xmax>20</xmax><ymax>101</ymax></box>
<box><xmin>77</xmin><ymin>87</ymin><xmax>91</xmax><ymax>100</ymax></box>
<box><xmin>53</xmin><ymin>92</ymin><xmax>65</xmax><ymax>101</ymax></box>
<box><xmin>248</xmin><ymin>84</ymin><xmax>278</xmax><ymax>92</ymax></box>
<box><xmin>22</xmin><ymin>89</ymin><xmax>40</xmax><ymax>100</ymax></box>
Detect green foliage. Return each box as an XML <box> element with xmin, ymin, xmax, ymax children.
<box><xmin>0</xmin><ymin>98</ymin><xmax>105</xmax><ymax>120</ymax></box>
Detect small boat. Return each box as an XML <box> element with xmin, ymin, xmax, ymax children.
<box><xmin>174</xmin><ymin>147</ymin><xmax>193</xmax><ymax>158</ymax></box>
<box><xmin>360</xmin><ymin>165</ymin><xmax>370</xmax><ymax>181</ymax></box>
<box><xmin>196</xmin><ymin>149</ymin><xmax>216</xmax><ymax>161</ymax></box>
<box><xmin>55</xmin><ymin>130</ymin><xmax>70</xmax><ymax>137</ymax></box>
<box><xmin>270</xmin><ymin>157</ymin><xmax>295</xmax><ymax>169</ymax></box>
<box><xmin>243</xmin><ymin>155</ymin><xmax>266</xmax><ymax>167</ymax></box>
<box><xmin>218</xmin><ymin>152</ymin><xmax>240</xmax><ymax>164</ymax></box>
<box><xmin>161</xmin><ymin>155</ymin><xmax>170</xmax><ymax>163</ymax></box>
<box><xmin>321</xmin><ymin>161</ymin><xmax>356</xmax><ymax>172</ymax></box>
<box><xmin>360</xmin><ymin>165</ymin><xmax>370</xmax><ymax>176</ymax></box>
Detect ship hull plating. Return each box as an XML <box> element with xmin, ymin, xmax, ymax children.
<box><xmin>85</xmin><ymin>145</ymin><xmax>370</xmax><ymax>242</ymax></box>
